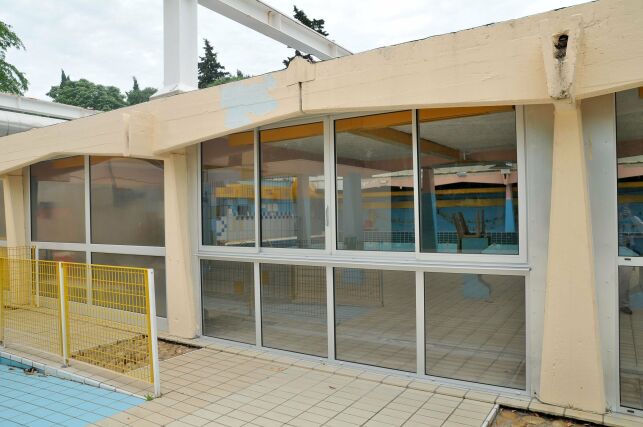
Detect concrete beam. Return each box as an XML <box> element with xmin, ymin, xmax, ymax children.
<box><xmin>198</xmin><ymin>0</ymin><xmax>351</xmax><ymax>60</ymax></box>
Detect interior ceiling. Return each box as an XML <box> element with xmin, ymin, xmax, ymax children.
<box><xmin>417</xmin><ymin>111</ymin><xmax>516</xmax><ymax>153</ymax></box>
<box><xmin>616</xmin><ymin>88</ymin><xmax>643</xmax><ymax>142</ymax></box>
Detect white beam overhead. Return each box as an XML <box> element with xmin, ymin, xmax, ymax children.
<box><xmin>198</xmin><ymin>0</ymin><xmax>352</xmax><ymax>60</ymax></box>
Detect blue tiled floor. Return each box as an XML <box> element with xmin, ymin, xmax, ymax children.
<box><xmin>0</xmin><ymin>363</ymin><xmax>144</xmax><ymax>426</ymax></box>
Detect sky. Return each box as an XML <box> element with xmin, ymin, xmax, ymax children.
<box><xmin>1</xmin><ymin>0</ymin><xmax>589</xmax><ymax>100</ymax></box>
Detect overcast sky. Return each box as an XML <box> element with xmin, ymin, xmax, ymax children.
<box><xmin>1</xmin><ymin>0</ymin><xmax>588</xmax><ymax>100</ymax></box>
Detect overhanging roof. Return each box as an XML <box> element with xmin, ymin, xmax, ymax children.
<box><xmin>0</xmin><ymin>0</ymin><xmax>642</xmax><ymax>175</ymax></box>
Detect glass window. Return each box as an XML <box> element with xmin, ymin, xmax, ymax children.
<box><xmin>201</xmin><ymin>260</ymin><xmax>255</xmax><ymax>344</ymax></box>
<box><xmin>91</xmin><ymin>253</ymin><xmax>167</xmax><ymax>318</ymax></box>
<box><xmin>39</xmin><ymin>250</ymin><xmax>87</xmax><ymax>302</ymax></box>
<box><xmin>260</xmin><ymin>123</ymin><xmax>325</xmax><ymax>249</ymax></box>
<box><xmin>617</xmin><ymin>88</ymin><xmax>643</xmax><ymax>257</ymax></box>
<box><xmin>334</xmin><ymin>268</ymin><xmax>415</xmax><ymax>372</ymax></box>
<box><xmin>619</xmin><ymin>265</ymin><xmax>643</xmax><ymax>410</ymax></box>
<box><xmin>335</xmin><ymin>112</ymin><xmax>414</xmax><ymax>251</ymax></box>
<box><xmin>425</xmin><ymin>272</ymin><xmax>525</xmax><ymax>389</ymax></box>
<box><xmin>202</xmin><ymin>132</ymin><xmax>255</xmax><ymax>247</ymax></box>
<box><xmin>260</xmin><ymin>264</ymin><xmax>327</xmax><ymax>356</ymax></box>
<box><xmin>0</xmin><ymin>180</ymin><xmax>6</xmax><ymax>241</ymax></box>
<box><xmin>91</xmin><ymin>157</ymin><xmax>164</xmax><ymax>247</ymax></box>
<box><xmin>31</xmin><ymin>157</ymin><xmax>85</xmax><ymax>243</ymax></box>
<box><xmin>418</xmin><ymin>107</ymin><xmax>518</xmax><ymax>255</ymax></box>
<box><xmin>39</xmin><ymin>249</ymin><xmax>86</xmax><ymax>263</ymax></box>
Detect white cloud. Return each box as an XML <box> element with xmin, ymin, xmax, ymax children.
<box><xmin>0</xmin><ymin>0</ymin><xmax>588</xmax><ymax>100</ymax></box>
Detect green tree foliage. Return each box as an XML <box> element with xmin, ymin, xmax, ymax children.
<box><xmin>0</xmin><ymin>21</ymin><xmax>29</xmax><ymax>95</ymax></box>
<box><xmin>283</xmin><ymin>6</ymin><xmax>329</xmax><ymax>67</ymax></box>
<box><xmin>47</xmin><ymin>74</ymin><xmax>126</xmax><ymax>111</ymax></box>
<box><xmin>198</xmin><ymin>39</ymin><xmax>229</xmax><ymax>88</ymax></box>
<box><xmin>207</xmin><ymin>69</ymin><xmax>250</xmax><ymax>88</ymax></box>
<box><xmin>126</xmin><ymin>76</ymin><xmax>157</xmax><ymax>105</ymax></box>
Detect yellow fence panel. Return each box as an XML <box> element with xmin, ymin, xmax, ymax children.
<box><xmin>0</xmin><ymin>250</ymin><xmax>160</xmax><ymax>396</ymax></box>
<box><xmin>62</xmin><ymin>262</ymin><xmax>156</xmax><ymax>385</ymax></box>
<box><xmin>0</xmin><ymin>256</ymin><xmax>62</xmax><ymax>356</ymax></box>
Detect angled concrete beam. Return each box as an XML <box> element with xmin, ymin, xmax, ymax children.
<box><xmin>198</xmin><ymin>0</ymin><xmax>351</xmax><ymax>60</ymax></box>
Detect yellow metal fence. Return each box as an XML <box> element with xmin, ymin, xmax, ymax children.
<box><xmin>0</xmin><ymin>250</ymin><xmax>160</xmax><ymax>395</ymax></box>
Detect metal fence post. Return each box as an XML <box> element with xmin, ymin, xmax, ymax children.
<box><xmin>34</xmin><ymin>249</ymin><xmax>40</xmax><ymax>308</ymax></box>
<box><xmin>58</xmin><ymin>262</ymin><xmax>69</xmax><ymax>366</ymax></box>
<box><xmin>146</xmin><ymin>268</ymin><xmax>161</xmax><ymax>397</ymax></box>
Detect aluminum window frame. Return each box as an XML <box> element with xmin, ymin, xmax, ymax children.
<box><xmin>27</xmin><ymin>155</ymin><xmax>168</xmax><ymax>325</ymax></box>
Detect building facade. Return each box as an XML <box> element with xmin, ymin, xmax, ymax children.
<box><xmin>1</xmin><ymin>0</ymin><xmax>642</xmax><ymax>419</ymax></box>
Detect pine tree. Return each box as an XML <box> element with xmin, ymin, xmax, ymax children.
<box><xmin>59</xmin><ymin>69</ymin><xmax>70</xmax><ymax>87</ymax></box>
<box><xmin>126</xmin><ymin>76</ymin><xmax>157</xmax><ymax>105</ymax></box>
<box><xmin>198</xmin><ymin>39</ymin><xmax>229</xmax><ymax>89</ymax></box>
<box><xmin>283</xmin><ymin>6</ymin><xmax>329</xmax><ymax>67</ymax></box>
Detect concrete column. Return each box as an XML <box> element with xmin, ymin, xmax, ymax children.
<box><xmin>2</xmin><ymin>171</ymin><xmax>29</xmax><ymax>305</ymax></box>
<box><xmin>154</xmin><ymin>0</ymin><xmax>198</xmax><ymax>98</ymax></box>
<box><xmin>2</xmin><ymin>172</ymin><xmax>27</xmax><ymax>248</ymax></box>
<box><xmin>539</xmin><ymin>102</ymin><xmax>606</xmax><ymax>413</ymax></box>
<box><xmin>164</xmin><ymin>150</ymin><xmax>198</xmax><ymax>338</ymax></box>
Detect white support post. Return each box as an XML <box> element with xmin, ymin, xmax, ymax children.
<box><xmin>415</xmin><ymin>270</ymin><xmax>425</xmax><ymax>376</ymax></box>
<box><xmin>58</xmin><ymin>262</ymin><xmax>68</xmax><ymax>367</ymax></box>
<box><xmin>153</xmin><ymin>0</ymin><xmax>198</xmax><ymax>98</ymax></box>
<box><xmin>326</xmin><ymin>266</ymin><xmax>335</xmax><ymax>360</ymax></box>
<box><xmin>147</xmin><ymin>268</ymin><xmax>161</xmax><ymax>397</ymax></box>
<box><xmin>254</xmin><ymin>261</ymin><xmax>262</xmax><ymax>347</ymax></box>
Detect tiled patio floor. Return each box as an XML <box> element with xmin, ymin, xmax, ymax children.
<box><xmin>100</xmin><ymin>347</ymin><xmax>498</xmax><ymax>427</ymax></box>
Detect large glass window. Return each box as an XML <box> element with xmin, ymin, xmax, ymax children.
<box><xmin>92</xmin><ymin>253</ymin><xmax>167</xmax><ymax>318</ymax></box>
<box><xmin>0</xmin><ymin>180</ymin><xmax>6</xmax><ymax>241</ymax></box>
<box><xmin>260</xmin><ymin>123</ymin><xmax>325</xmax><ymax>249</ymax></box>
<box><xmin>418</xmin><ymin>107</ymin><xmax>518</xmax><ymax>255</ymax></box>
<box><xmin>425</xmin><ymin>272</ymin><xmax>525</xmax><ymax>389</ymax></box>
<box><xmin>335</xmin><ymin>112</ymin><xmax>415</xmax><ymax>251</ymax></box>
<box><xmin>617</xmin><ymin>88</ymin><xmax>643</xmax><ymax>257</ymax></box>
<box><xmin>201</xmin><ymin>260</ymin><xmax>255</xmax><ymax>344</ymax></box>
<box><xmin>619</xmin><ymin>266</ymin><xmax>643</xmax><ymax>410</ymax></box>
<box><xmin>260</xmin><ymin>264</ymin><xmax>327</xmax><ymax>356</ymax></box>
<box><xmin>90</xmin><ymin>157</ymin><xmax>164</xmax><ymax>247</ymax></box>
<box><xmin>334</xmin><ymin>268</ymin><xmax>415</xmax><ymax>372</ymax></box>
<box><xmin>31</xmin><ymin>157</ymin><xmax>85</xmax><ymax>243</ymax></box>
<box><xmin>202</xmin><ymin>132</ymin><xmax>255</xmax><ymax>247</ymax></box>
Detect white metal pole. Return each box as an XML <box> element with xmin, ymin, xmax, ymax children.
<box><xmin>147</xmin><ymin>268</ymin><xmax>161</xmax><ymax>397</ymax></box>
<box><xmin>34</xmin><ymin>248</ymin><xmax>40</xmax><ymax>307</ymax></box>
<box><xmin>415</xmin><ymin>270</ymin><xmax>425</xmax><ymax>376</ymax></box>
<box><xmin>58</xmin><ymin>262</ymin><xmax>68</xmax><ymax>366</ymax></box>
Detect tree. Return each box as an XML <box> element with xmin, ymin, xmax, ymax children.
<box><xmin>0</xmin><ymin>21</ymin><xmax>28</xmax><ymax>95</ymax></box>
<box><xmin>59</xmin><ymin>69</ymin><xmax>70</xmax><ymax>87</ymax></box>
<box><xmin>198</xmin><ymin>39</ymin><xmax>229</xmax><ymax>89</ymax></box>
<box><xmin>283</xmin><ymin>6</ymin><xmax>329</xmax><ymax>67</ymax></box>
<box><xmin>126</xmin><ymin>77</ymin><xmax>157</xmax><ymax>105</ymax></box>
<box><xmin>47</xmin><ymin>78</ymin><xmax>126</xmax><ymax>111</ymax></box>
<box><xmin>207</xmin><ymin>69</ymin><xmax>250</xmax><ymax>88</ymax></box>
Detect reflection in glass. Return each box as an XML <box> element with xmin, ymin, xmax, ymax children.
<box><xmin>425</xmin><ymin>272</ymin><xmax>525</xmax><ymax>389</ymax></box>
<box><xmin>39</xmin><ymin>249</ymin><xmax>86</xmax><ymax>263</ymax></box>
<box><xmin>418</xmin><ymin>107</ymin><xmax>518</xmax><ymax>255</ymax></box>
<box><xmin>335</xmin><ymin>112</ymin><xmax>415</xmax><ymax>251</ymax></box>
<box><xmin>201</xmin><ymin>260</ymin><xmax>255</xmax><ymax>344</ymax></box>
<box><xmin>92</xmin><ymin>253</ymin><xmax>167</xmax><ymax>318</ymax></box>
<box><xmin>91</xmin><ymin>157</ymin><xmax>164</xmax><ymax>247</ymax></box>
<box><xmin>260</xmin><ymin>264</ymin><xmax>326</xmax><ymax>356</ymax></box>
<box><xmin>202</xmin><ymin>132</ymin><xmax>255</xmax><ymax>247</ymax></box>
<box><xmin>617</xmin><ymin>89</ymin><xmax>643</xmax><ymax>257</ymax></box>
<box><xmin>619</xmin><ymin>266</ymin><xmax>643</xmax><ymax>410</ymax></box>
<box><xmin>334</xmin><ymin>268</ymin><xmax>415</xmax><ymax>372</ymax></box>
<box><xmin>0</xmin><ymin>180</ymin><xmax>6</xmax><ymax>240</ymax></box>
<box><xmin>260</xmin><ymin>123</ymin><xmax>325</xmax><ymax>249</ymax></box>
<box><xmin>31</xmin><ymin>157</ymin><xmax>85</xmax><ymax>243</ymax></box>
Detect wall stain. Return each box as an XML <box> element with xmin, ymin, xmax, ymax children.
<box><xmin>219</xmin><ymin>75</ymin><xmax>278</xmax><ymax>129</ymax></box>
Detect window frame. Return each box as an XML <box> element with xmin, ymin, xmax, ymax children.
<box><xmin>27</xmin><ymin>155</ymin><xmax>168</xmax><ymax>326</ymax></box>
